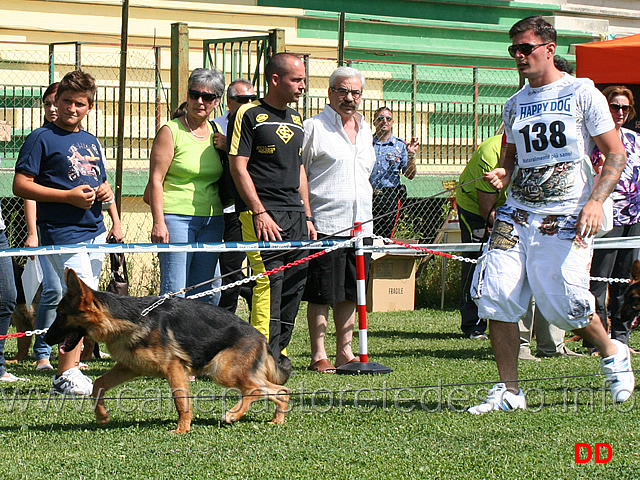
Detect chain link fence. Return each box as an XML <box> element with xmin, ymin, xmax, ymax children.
<box><xmin>0</xmin><ymin>41</ymin><xmax>166</xmax><ymax>295</ymax></box>
<box><xmin>299</xmin><ymin>56</ymin><xmax>519</xmax><ymax>242</ymax></box>
<box><xmin>0</xmin><ymin>39</ymin><xmax>520</xmax><ymax>295</ymax></box>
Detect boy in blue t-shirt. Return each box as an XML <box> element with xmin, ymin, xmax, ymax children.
<box><xmin>14</xmin><ymin>70</ymin><xmax>121</xmax><ymax>395</ymax></box>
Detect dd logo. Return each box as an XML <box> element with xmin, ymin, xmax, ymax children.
<box><xmin>574</xmin><ymin>443</ymin><xmax>612</xmax><ymax>464</ymax></box>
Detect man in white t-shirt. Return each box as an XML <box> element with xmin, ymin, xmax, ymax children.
<box><xmin>302</xmin><ymin>66</ymin><xmax>376</xmax><ymax>372</ymax></box>
<box><xmin>469</xmin><ymin>16</ymin><xmax>634</xmax><ymax>414</ymax></box>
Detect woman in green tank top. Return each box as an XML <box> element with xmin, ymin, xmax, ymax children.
<box><xmin>146</xmin><ymin>68</ymin><xmax>225</xmax><ymax>304</ymax></box>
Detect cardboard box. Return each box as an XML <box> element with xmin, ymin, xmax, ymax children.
<box><xmin>366</xmin><ymin>244</ymin><xmax>417</xmax><ymax>312</ymax></box>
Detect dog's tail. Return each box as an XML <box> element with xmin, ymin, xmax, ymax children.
<box><xmin>265</xmin><ymin>347</ymin><xmax>291</xmax><ymax>385</ymax></box>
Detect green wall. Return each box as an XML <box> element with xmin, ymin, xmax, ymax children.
<box><xmin>261</xmin><ymin>0</ymin><xmax>594</xmax><ymax>68</ymax></box>
<box><xmin>259</xmin><ymin>0</ymin><xmax>560</xmax><ymax>26</ymax></box>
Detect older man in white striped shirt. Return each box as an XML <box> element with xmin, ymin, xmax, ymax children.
<box><xmin>301</xmin><ymin>66</ymin><xmax>376</xmax><ymax>373</ymax></box>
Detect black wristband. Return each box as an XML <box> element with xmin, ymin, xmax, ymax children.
<box><xmin>306</xmin><ymin>216</ymin><xmax>315</xmax><ymax>223</ymax></box>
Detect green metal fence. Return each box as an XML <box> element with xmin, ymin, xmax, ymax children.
<box><xmin>0</xmin><ymin>39</ymin><xmax>520</xmax><ymax>292</ymax></box>
<box><xmin>0</xmin><ymin>41</ymin><xmax>164</xmax><ymax>293</ymax></box>
<box><xmin>203</xmin><ymin>30</ymin><xmax>284</xmax><ymax>112</ymax></box>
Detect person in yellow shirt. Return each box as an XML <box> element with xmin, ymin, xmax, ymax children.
<box><xmin>456</xmin><ymin>134</ymin><xmax>506</xmax><ymax>339</ymax></box>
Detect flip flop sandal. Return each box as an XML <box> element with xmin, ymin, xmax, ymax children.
<box><xmin>307</xmin><ymin>358</ymin><xmax>336</xmax><ymax>373</ymax></box>
<box><xmin>336</xmin><ymin>356</ymin><xmax>360</xmax><ymax>368</ymax></box>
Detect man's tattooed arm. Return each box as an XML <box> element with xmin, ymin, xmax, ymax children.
<box><xmin>591</xmin><ymin>152</ymin><xmax>627</xmax><ymax>202</ymax></box>
<box><xmin>575</xmin><ymin>129</ymin><xmax>626</xmax><ymax>237</ymax></box>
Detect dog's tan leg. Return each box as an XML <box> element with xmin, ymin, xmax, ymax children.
<box><xmin>14</xmin><ymin>336</ymin><xmax>32</xmax><ymax>362</ymax></box>
<box><xmin>80</xmin><ymin>338</ymin><xmax>96</xmax><ymax>362</ymax></box>
<box><xmin>267</xmin><ymin>385</ymin><xmax>290</xmax><ymax>425</ymax></box>
<box><xmin>212</xmin><ymin>343</ymin><xmax>291</xmax><ymax>425</ymax></box>
<box><xmin>165</xmin><ymin>361</ymin><xmax>192</xmax><ymax>434</ymax></box>
<box><xmin>223</xmin><ymin>386</ymin><xmax>261</xmax><ymax>424</ymax></box>
<box><xmin>223</xmin><ymin>383</ymin><xmax>289</xmax><ymax>425</ymax></box>
<box><xmin>10</xmin><ymin>306</ymin><xmax>34</xmax><ymax>362</ymax></box>
<box><xmin>236</xmin><ymin>382</ymin><xmax>289</xmax><ymax>425</ymax></box>
<box><xmin>92</xmin><ymin>363</ymin><xmax>138</xmax><ymax>425</ymax></box>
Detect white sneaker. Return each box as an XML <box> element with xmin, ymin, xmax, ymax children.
<box><xmin>469</xmin><ymin>332</ymin><xmax>489</xmax><ymax>340</ymax></box>
<box><xmin>50</xmin><ymin>367</ymin><xmax>93</xmax><ymax>396</ymax></box>
<box><xmin>0</xmin><ymin>373</ymin><xmax>29</xmax><ymax>382</ymax></box>
<box><xmin>600</xmin><ymin>339</ymin><xmax>635</xmax><ymax>403</ymax></box>
<box><xmin>468</xmin><ymin>383</ymin><xmax>527</xmax><ymax>414</ymax></box>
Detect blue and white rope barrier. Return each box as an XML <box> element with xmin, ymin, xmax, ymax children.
<box><xmin>2</xmin><ymin>235</ymin><xmax>639</xmax><ymax>258</ymax></box>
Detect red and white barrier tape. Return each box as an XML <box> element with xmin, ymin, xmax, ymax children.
<box><xmin>1</xmin><ymin>235</ymin><xmax>631</xmax><ymax>340</ymax></box>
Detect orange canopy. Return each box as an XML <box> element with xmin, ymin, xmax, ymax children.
<box><xmin>575</xmin><ymin>34</ymin><xmax>640</xmax><ymax>83</ymax></box>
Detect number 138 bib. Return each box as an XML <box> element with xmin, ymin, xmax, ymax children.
<box><xmin>512</xmin><ymin>86</ymin><xmax>580</xmax><ymax>168</ymax></box>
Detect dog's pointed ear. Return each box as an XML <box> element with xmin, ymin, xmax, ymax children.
<box><xmin>64</xmin><ymin>268</ymin><xmax>95</xmax><ymax>309</ymax></box>
<box><xmin>65</xmin><ymin>268</ymin><xmax>83</xmax><ymax>294</ymax></box>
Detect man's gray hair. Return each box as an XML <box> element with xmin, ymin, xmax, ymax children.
<box><xmin>188</xmin><ymin>68</ymin><xmax>225</xmax><ymax>97</ymax></box>
<box><xmin>329</xmin><ymin>66</ymin><xmax>365</xmax><ymax>90</ymax></box>
<box><xmin>228</xmin><ymin>78</ymin><xmax>253</xmax><ymax>98</ymax></box>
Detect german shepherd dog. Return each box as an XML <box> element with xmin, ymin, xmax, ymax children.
<box><xmin>620</xmin><ymin>259</ymin><xmax>640</xmax><ymax>331</ymax></box>
<box><xmin>44</xmin><ymin>269</ymin><xmax>291</xmax><ymax>433</ymax></box>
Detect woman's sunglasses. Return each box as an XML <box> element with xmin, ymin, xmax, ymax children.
<box><xmin>188</xmin><ymin>89</ymin><xmax>219</xmax><ymax>102</ymax></box>
<box><xmin>508</xmin><ymin>43</ymin><xmax>549</xmax><ymax>58</ymax></box>
<box><xmin>609</xmin><ymin>103</ymin><xmax>631</xmax><ymax>113</ymax></box>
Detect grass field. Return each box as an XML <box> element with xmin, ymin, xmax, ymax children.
<box><xmin>0</xmin><ymin>306</ymin><xmax>638</xmax><ymax>479</ymax></box>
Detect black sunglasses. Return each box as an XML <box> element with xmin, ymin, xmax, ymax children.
<box><xmin>230</xmin><ymin>94</ymin><xmax>257</xmax><ymax>104</ymax></box>
<box><xmin>610</xmin><ymin>103</ymin><xmax>631</xmax><ymax>113</ymax></box>
<box><xmin>188</xmin><ymin>89</ymin><xmax>219</xmax><ymax>102</ymax></box>
<box><xmin>508</xmin><ymin>43</ymin><xmax>549</xmax><ymax>58</ymax></box>
<box><xmin>375</xmin><ymin>115</ymin><xmax>393</xmax><ymax>122</ymax></box>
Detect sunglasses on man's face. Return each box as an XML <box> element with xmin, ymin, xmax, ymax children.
<box><xmin>375</xmin><ymin>115</ymin><xmax>393</xmax><ymax>123</ymax></box>
<box><xmin>188</xmin><ymin>89</ymin><xmax>219</xmax><ymax>102</ymax></box>
<box><xmin>610</xmin><ymin>103</ymin><xmax>631</xmax><ymax>113</ymax></box>
<box><xmin>507</xmin><ymin>43</ymin><xmax>549</xmax><ymax>58</ymax></box>
<box><xmin>330</xmin><ymin>87</ymin><xmax>362</xmax><ymax>99</ymax></box>
<box><xmin>230</xmin><ymin>94</ymin><xmax>257</xmax><ymax>104</ymax></box>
